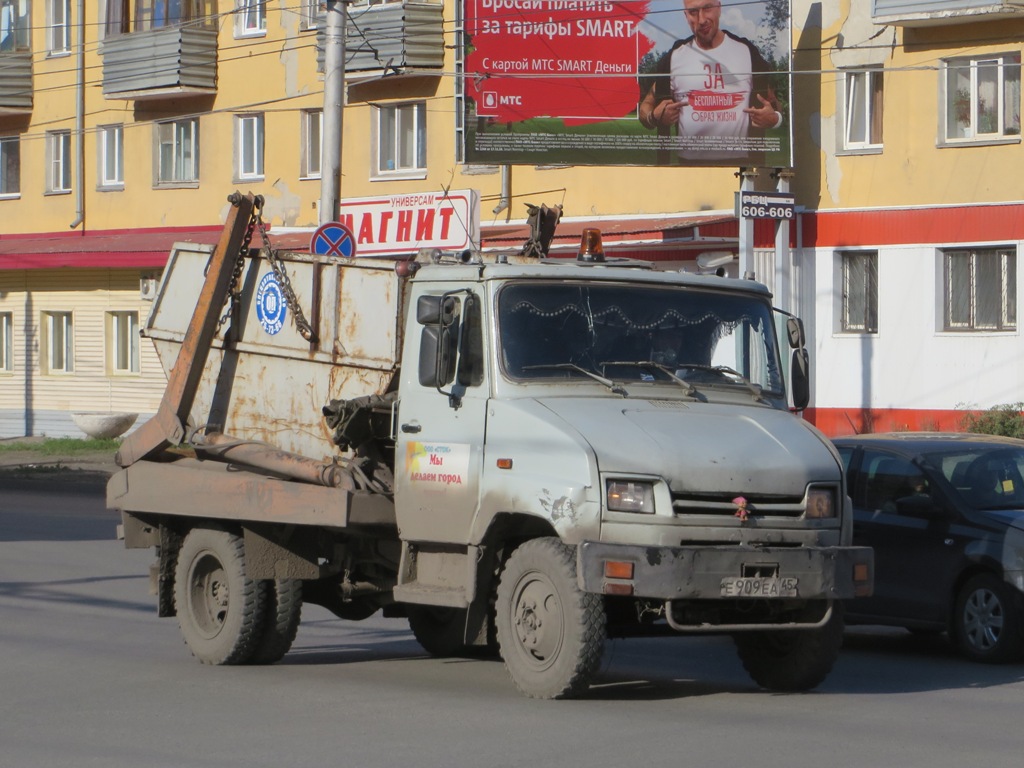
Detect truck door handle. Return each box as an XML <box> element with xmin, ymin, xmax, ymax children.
<box><xmin>401</xmin><ymin>423</ymin><xmax>421</xmax><ymax>434</ymax></box>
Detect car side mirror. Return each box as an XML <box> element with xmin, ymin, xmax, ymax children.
<box><xmin>786</xmin><ymin>317</ymin><xmax>805</xmax><ymax>349</ymax></box>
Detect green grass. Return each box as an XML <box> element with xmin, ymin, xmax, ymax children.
<box><xmin>0</xmin><ymin>437</ymin><xmax>121</xmax><ymax>455</ymax></box>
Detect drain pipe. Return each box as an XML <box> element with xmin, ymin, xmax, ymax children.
<box><xmin>492</xmin><ymin>164</ymin><xmax>511</xmax><ymax>217</ymax></box>
<box><xmin>69</xmin><ymin>0</ymin><xmax>85</xmax><ymax>229</ymax></box>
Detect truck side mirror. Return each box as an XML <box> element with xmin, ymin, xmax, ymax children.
<box><xmin>419</xmin><ymin>325</ymin><xmax>456</xmax><ymax>387</ymax></box>
<box><xmin>786</xmin><ymin>317</ymin><xmax>805</xmax><ymax>349</ymax></box>
<box><xmin>790</xmin><ymin>348</ymin><xmax>809</xmax><ymax>410</ymax></box>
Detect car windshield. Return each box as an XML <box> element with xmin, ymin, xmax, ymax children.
<box><xmin>496</xmin><ymin>281</ymin><xmax>784</xmax><ymax>394</ymax></box>
<box><xmin>923</xmin><ymin>446</ymin><xmax>1024</xmax><ymax>510</ymax></box>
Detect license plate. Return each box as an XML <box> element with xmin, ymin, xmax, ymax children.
<box><xmin>720</xmin><ymin>576</ymin><xmax>799</xmax><ymax>598</ymax></box>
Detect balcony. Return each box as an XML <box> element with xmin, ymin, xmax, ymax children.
<box><xmin>100</xmin><ymin>26</ymin><xmax>217</xmax><ymax>100</ymax></box>
<box><xmin>0</xmin><ymin>52</ymin><xmax>32</xmax><ymax>113</ymax></box>
<box><xmin>873</xmin><ymin>0</ymin><xmax>1024</xmax><ymax>26</ymax></box>
<box><xmin>317</xmin><ymin>2</ymin><xmax>444</xmax><ymax>75</ymax></box>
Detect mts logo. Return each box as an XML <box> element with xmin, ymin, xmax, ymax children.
<box><xmin>499</xmin><ymin>95</ymin><xmax>523</xmax><ymax>106</ymax></box>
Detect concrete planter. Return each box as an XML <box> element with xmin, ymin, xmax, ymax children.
<box><xmin>71</xmin><ymin>412</ymin><xmax>138</xmax><ymax>440</ymax></box>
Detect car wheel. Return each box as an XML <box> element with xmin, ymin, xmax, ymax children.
<box><xmin>953</xmin><ymin>574</ymin><xmax>1024</xmax><ymax>663</ymax></box>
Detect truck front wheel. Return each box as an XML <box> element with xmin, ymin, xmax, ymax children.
<box><xmin>495</xmin><ymin>538</ymin><xmax>605</xmax><ymax>699</ymax></box>
<box><xmin>174</xmin><ymin>527</ymin><xmax>266</xmax><ymax>665</ymax></box>
<box><xmin>733</xmin><ymin>602</ymin><xmax>844</xmax><ymax>691</ymax></box>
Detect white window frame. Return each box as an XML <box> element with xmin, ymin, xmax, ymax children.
<box><xmin>300</xmin><ymin>109</ymin><xmax>323</xmax><ymax>179</ymax></box>
<box><xmin>942</xmin><ymin>54</ymin><xmax>1022</xmax><ymax>144</ymax></box>
<box><xmin>98</xmin><ymin>124</ymin><xmax>124</xmax><ymax>189</ymax></box>
<box><xmin>300</xmin><ymin>0</ymin><xmax>320</xmax><ymax>30</ymax></box>
<box><xmin>46</xmin><ymin>130</ymin><xmax>72</xmax><ymax>194</ymax></box>
<box><xmin>155</xmin><ymin>118</ymin><xmax>199</xmax><ymax>186</ymax></box>
<box><xmin>842</xmin><ymin>68</ymin><xmax>883</xmax><ymax>152</ymax></box>
<box><xmin>234</xmin><ymin>0</ymin><xmax>265</xmax><ymax>37</ymax></box>
<box><xmin>0</xmin><ymin>311</ymin><xmax>12</xmax><ymax>372</ymax></box>
<box><xmin>43</xmin><ymin>311</ymin><xmax>73</xmax><ymax>374</ymax></box>
<box><xmin>0</xmin><ymin>136</ymin><xmax>20</xmax><ymax>198</ymax></box>
<box><xmin>373</xmin><ymin>102</ymin><xmax>427</xmax><ymax>179</ymax></box>
<box><xmin>235</xmin><ymin>113</ymin><xmax>264</xmax><ymax>181</ymax></box>
<box><xmin>48</xmin><ymin>0</ymin><xmax>71</xmax><ymax>53</ymax></box>
<box><xmin>108</xmin><ymin>311</ymin><xmax>140</xmax><ymax>374</ymax></box>
<box><xmin>841</xmin><ymin>251</ymin><xmax>879</xmax><ymax>334</ymax></box>
<box><xmin>943</xmin><ymin>248</ymin><xmax>1017</xmax><ymax>332</ymax></box>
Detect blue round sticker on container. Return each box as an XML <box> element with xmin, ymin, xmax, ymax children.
<box><xmin>255</xmin><ymin>272</ymin><xmax>286</xmax><ymax>335</ymax></box>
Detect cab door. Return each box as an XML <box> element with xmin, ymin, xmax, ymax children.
<box><xmin>394</xmin><ymin>288</ymin><xmax>488</xmax><ymax>544</ymax></box>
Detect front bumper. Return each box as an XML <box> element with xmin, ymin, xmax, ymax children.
<box><xmin>578</xmin><ymin>542</ymin><xmax>874</xmax><ymax>601</ymax></box>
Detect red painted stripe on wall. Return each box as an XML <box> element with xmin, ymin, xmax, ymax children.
<box><xmin>802</xmin><ymin>204</ymin><xmax>1024</xmax><ymax>248</ymax></box>
<box><xmin>804</xmin><ymin>407</ymin><xmax>981</xmax><ymax>438</ymax></box>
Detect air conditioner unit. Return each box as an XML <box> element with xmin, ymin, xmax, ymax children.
<box><xmin>140</xmin><ymin>276</ymin><xmax>158</xmax><ymax>301</ymax></box>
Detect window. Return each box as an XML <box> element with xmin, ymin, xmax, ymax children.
<box><xmin>108</xmin><ymin>311</ymin><xmax>140</xmax><ymax>373</ymax></box>
<box><xmin>944</xmin><ymin>248</ymin><xmax>1017</xmax><ymax>331</ymax></box>
<box><xmin>374</xmin><ymin>102</ymin><xmax>427</xmax><ymax>177</ymax></box>
<box><xmin>47</xmin><ymin>130</ymin><xmax>72</xmax><ymax>193</ymax></box>
<box><xmin>98</xmin><ymin>124</ymin><xmax>124</xmax><ymax>188</ymax></box>
<box><xmin>43</xmin><ymin>311</ymin><xmax>73</xmax><ymax>373</ymax></box>
<box><xmin>301</xmin><ymin>0</ymin><xmax>320</xmax><ymax>29</ymax></box>
<box><xmin>156</xmin><ymin>118</ymin><xmax>199</xmax><ymax>185</ymax></box>
<box><xmin>48</xmin><ymin>0</ymin><xmax>70</xmax><ymax>53</ymax></box>
<box><xmin>943</xmin><ymin>54</ymin><xmax>1021</xmax><ymax>142</ymax></box>
<box><xmin>844</xmin><ymin>68</ymin><xmax>883</xmax><ymax>150</ymax></box>
<box><xmin>301</xmin><ymin>109</ymin><xmax>322</xmax><ymax>178</ymax></box>
<box><xmin>0</xmin><ymin>312</ymin><xmax>12</xmax><ymax>372</ymax></box>
<box><xmin>0</xmin><ymin>136</ymin><xmax>19</xmax><ymax>197</ymax></box>
<box><xmin>0</xmin><ymin>0</ymin><xmax>31</xmax><ymax>51</ymax></box>
<box><xmin>235</xmin><ymin>114</ymin><xmax>264</xmax><ymax>181</ymax></box>
<box><xmin>235</xmin><ymin>0</ymin><xmax>265</xmax><ymax>36</ymax></box>
<box><xmin>131</xmin><ymin>0</ymin><xmax>215</xmax><ymax>32</ymax></box>
<box><xmin>841</xmin><ymin>251</ymin><xmax>878</xmax><ymax>333</ymax></box>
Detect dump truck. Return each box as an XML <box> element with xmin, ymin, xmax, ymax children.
<box><xmin>108</xmin><ymin>193</ymin><xmax>873</xmax><ymax>699</ymax></box>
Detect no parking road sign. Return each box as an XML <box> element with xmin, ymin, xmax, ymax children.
<box><xmin>311</xmin><ymin>222</ymin><xmax>357</xmax><ymax>258</ymax></box>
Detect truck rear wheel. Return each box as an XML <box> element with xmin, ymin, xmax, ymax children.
<box><xmin>249</xmin><ymin>579</ymin><xmax>303</xmax><ymax>665</ymax></box>
<box><xmin>495</xmin><ymin>538</ymin><xmax>605</xmax><ymax>699</ymax></box>
<box><xmin>407</xmin><ymin>605</ymin><xmax>470</xmax><ymax>657</ymax></box>
<box><xmin>174</xmin><ymin>528</ymin><xmax>266</xmax><ymax>665</ymax></box>
<box><xmin>733</xmin><ymin>602</ymin><xmax>844</xmax><ymax>691</ymax></box>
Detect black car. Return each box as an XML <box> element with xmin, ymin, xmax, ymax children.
<box><xmin>833</xmin><ymin>432</ymin><xmax>1024</xmax><ymax>663</ymax></box>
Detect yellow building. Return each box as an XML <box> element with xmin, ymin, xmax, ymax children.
<box><xmin>793</xmin><ymin>0</ymin><xmax>1024</xmax><ymax>435</ymax></box>
<box><xmin>2</xmin><ymin>0</ymin><xmax>1023</xmax><ymax>438</ymax></box>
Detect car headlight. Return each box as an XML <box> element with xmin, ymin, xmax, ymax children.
<box><xmin>607</xmin><ymin>481</ymin><xmax>655</xmax><ymax>514</ymax></box>
<box><xmin>806</xmin><ymin>487</ymin><xmax>836</xmax><ymax>519</ymax></box>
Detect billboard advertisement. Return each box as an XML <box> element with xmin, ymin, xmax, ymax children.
<box><xmin>463</xmin><ymin>0</ymin><xmax>792</xmax><ymax>168</ymax></box>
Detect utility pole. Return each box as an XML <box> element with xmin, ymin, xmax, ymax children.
<box><xmin>319</xmin><ymin>0</ymin><xmax>347</xmax><ymax>225</ymax></box>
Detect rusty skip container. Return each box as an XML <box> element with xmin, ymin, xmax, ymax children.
<box><xmin>144</xmin><ymin>242</ymin><xmax>406</xmax><ymax>460</ymax></box>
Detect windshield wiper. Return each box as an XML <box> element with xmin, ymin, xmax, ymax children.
<box><xmin>675</xmin><ymin>364</ymin><xmax>765</xmax><ymax>402</ymax></box>
<box><xmin>598</xmin><ymin>361</ymin><xmax>696</xmax><ymax>397</ymax></box>
<box><xmin>522</xmin><ymin>363</ymin><xmax>628</xmax><ymax>396</ymax></box>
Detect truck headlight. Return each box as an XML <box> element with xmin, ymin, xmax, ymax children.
<box><xmin>607</xmin><ymin>481</ymin><xmax>655</xmax><ymax>514</ymax></box>
<box><xmin>806</xmin><ymin>488</ymin><xmax>836</xmax><ymax>519</ymax></box>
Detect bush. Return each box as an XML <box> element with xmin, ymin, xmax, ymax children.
<box><xmin>961</xmin><ymin>403</ymin><xmax>1024</xmax><ymax>439</ymax></box>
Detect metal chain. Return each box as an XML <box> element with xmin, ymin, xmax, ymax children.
<box><xmin>252</xmin><ymin>198</ymin><xmax>318</xmax><ymax>343</ymax></box>
<box><xmin>217</xmin><ymin>198</ymin><xmax>257</xmax><ymax>334</ymax></box>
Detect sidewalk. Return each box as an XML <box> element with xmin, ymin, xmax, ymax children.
<box><xmin>0</xmin><ymin>436</ymin><xmax>121</xmax><ymax>475</ymax></box>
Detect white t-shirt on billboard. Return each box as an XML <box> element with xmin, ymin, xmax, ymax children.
<box><xmin>659</xmin><ymin>31</ymin><xmax>771</xmax><ymax>161</ymax></box>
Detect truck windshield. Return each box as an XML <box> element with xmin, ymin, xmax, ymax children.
<box><xmin>497</xmin><ymin>281</ymin><xmax>784</xmax><ymax>394</ymax></box>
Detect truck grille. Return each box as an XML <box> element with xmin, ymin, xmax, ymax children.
<box><xmin>671</xmin><ymin>492</ymin><xmax>806</xmax><ymax>518</ymax></box>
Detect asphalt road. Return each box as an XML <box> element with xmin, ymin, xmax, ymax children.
<box><xmin>3</xmin><ymin>472</ymin><xmax>1024</xmax><ymax>768</ymax></box>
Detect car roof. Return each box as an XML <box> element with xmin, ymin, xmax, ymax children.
<box><xmin>831</xmin><ymin>432</ymin><xmax>1024</xmax><ymax>452</ymax></box>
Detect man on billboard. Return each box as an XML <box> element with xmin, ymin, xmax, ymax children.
<box><xmin>637</xmin><ymin>0</ymin><xmax>783</xmax><ymax>164</ymax></box>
